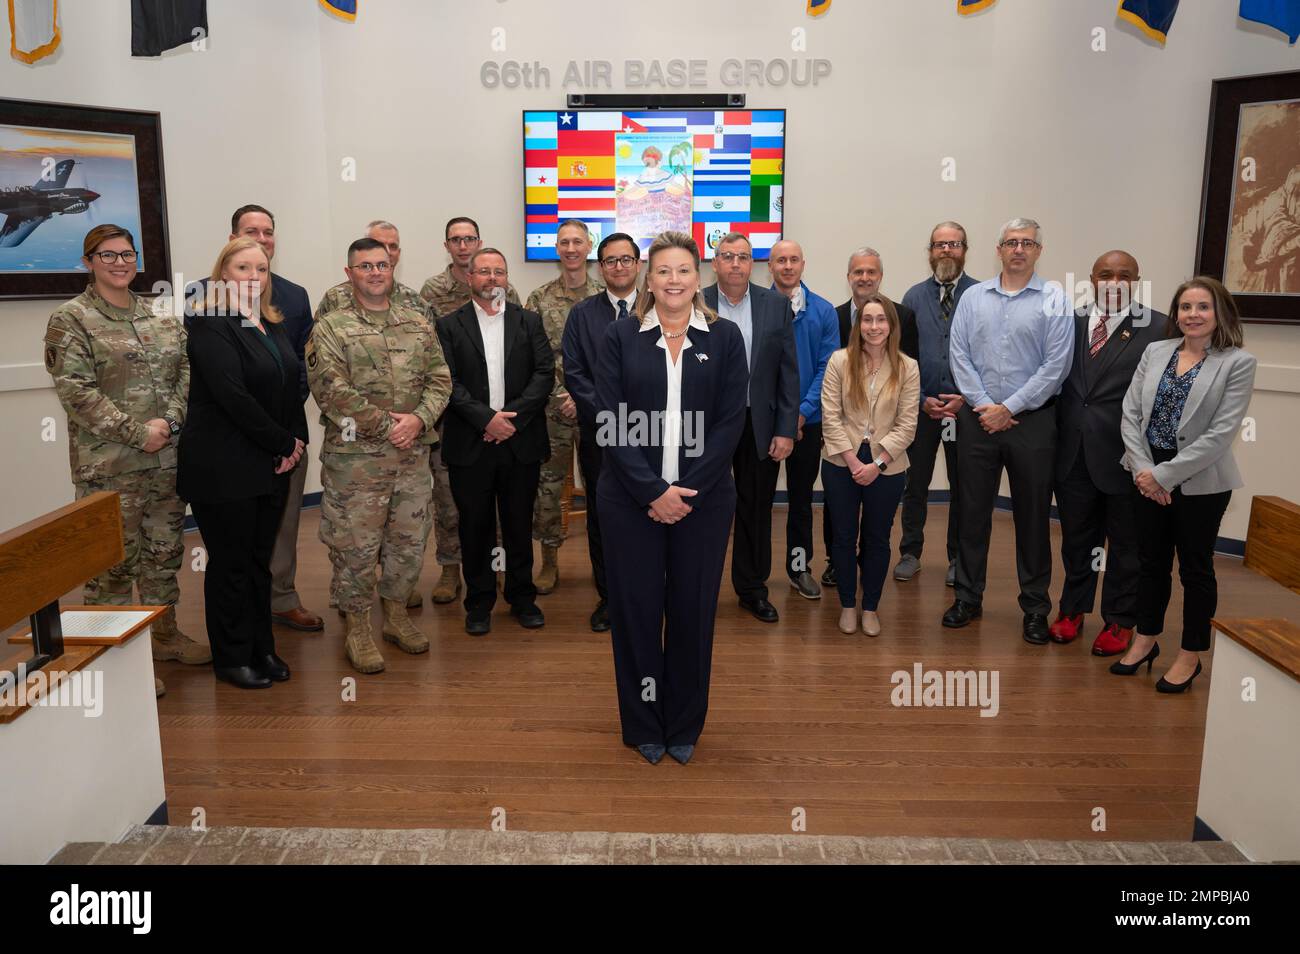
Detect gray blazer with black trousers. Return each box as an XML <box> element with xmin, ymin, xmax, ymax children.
<box><xmin>1120</xmin><ymin>338</ymin><xmax>1257</xmax><ymax>495</ymax></box>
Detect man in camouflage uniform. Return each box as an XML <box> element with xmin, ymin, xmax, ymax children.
<box><xmin>524</xmin><ymin>219</ymin><xmax>604</xmax><ymax>594</ymax></box>
<box><xmin>308</xmin><ymin>237</ymin><xmax>452</xmax><ymax>675</ymax></box>
<box><xmin>44</xmin><ymin>225</ymin><xmax>211</xmax><ymax>698</ymax></box>
<box><xmin>315</xmin><ymin>219</ymin><xmax>425</xmax><ymax>318</ymax></box>
<box><xmin>419</xmin><ymin>216</ymin><xmax>520</xmax><ymax>603</ymax></box>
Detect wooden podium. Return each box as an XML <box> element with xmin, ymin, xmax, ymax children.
<box><xmin>0</xmin><ymin>492</ymin><xmax>168</xmax><ymax>864</ymax></box>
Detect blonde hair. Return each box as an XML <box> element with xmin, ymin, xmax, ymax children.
<box><xmin>635</xmin><ymin>231</ymin><xmax>717</xmax><ymax>325</ymax></box>
<box><xmin>844</xmin><ymin>294</ymin><xmax>903</xmax><ymax>411</ymax></box>
<box><xmin>206</xmin><ymin>237</ymin><xmax>283</xmax><ymax>323</ymax></box>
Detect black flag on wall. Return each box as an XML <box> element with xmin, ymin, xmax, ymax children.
<box><xmin>131</xmin><ymin>0</ymin><xmax>208</xmax><ymax>56</ymax></box>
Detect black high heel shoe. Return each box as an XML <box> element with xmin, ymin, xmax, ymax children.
<box><xmin>1109</xmin><ymin>641</ymin><xmax>1159</xmax><ymax>675</ymax></box>
<box><xmin>1156</xmin><ymin>661</ymin><xmax>1203</xmax><ymax>694</ymax></box>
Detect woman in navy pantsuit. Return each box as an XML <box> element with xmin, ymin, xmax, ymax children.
<box><xmin>595</xmin><ymin>231</ymin><xmax>749</xmax><ymax>765</ymax></box>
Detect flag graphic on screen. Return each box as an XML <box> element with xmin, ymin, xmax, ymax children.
<box><xmin>524</xmin><ymin>109</ymin><xmax>785</xmax><ymax>261</ymax></box>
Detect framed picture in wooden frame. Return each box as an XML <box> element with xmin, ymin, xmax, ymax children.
<box><xmin>0</xmin><ymin>98</ymin><xmax>170</xmax><ymax>301</ymax></box>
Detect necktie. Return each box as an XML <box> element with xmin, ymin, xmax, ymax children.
<box><xmin>617</xmin><ymin>299</ymin><xmax>629</xmax><ymax>321</ymax></box>
<box><xmin>940</xmin><ymin>283</ymin><xmax>954</xmax><ymax>320</ymax></box>
<box><xmin>1088</xmin><ymin>316</ymin><xmax>1108</xmax><ymax>357</ymax></box>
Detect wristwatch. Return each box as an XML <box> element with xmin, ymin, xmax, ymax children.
<box><xmin>873</xmin><ymin>456</ymin><xmax>888</xmax><ymax>472</ymax></box>
<box><xmin>164</xmin><ymin>417</ymin><xmax>180</xmax><ymax>436</ymax></box>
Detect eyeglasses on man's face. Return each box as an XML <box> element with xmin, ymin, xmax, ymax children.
<box><xmin>447</xmin><ymin>235</ymin><xmax>480</xmax><ymax>247</ymax></box>
<box><xmin>91</xmin><ymin>250</ymin><xmax>138</xmax><ymax>264</ymax></box>
<box><xmin>600</xmin><ymin>255</ymin><xmax>638</xmax><ymax>268</ymax></box>
<box><xmin>999</xmin><ymin>239</ymin><xmax>1040</xmax><ymax>250</ymax></box>
<box><xmin>715</xmin><ymin>251</ymin><xmax>752</xmax><ymax>264</ymax></box>
<box><xmin>472</xmin><ymin>267</ymin><xmax>508</xmax><ymax>278</ymax></box>
<box><xmin>929</xmin><ymin>241</ymin><xmax>967</xmax><ymax>251</ymax></box>
<box><xmin>350</xmin><ymin>261</ymin><xmax>392</xmax><ymax>273</ymax></box>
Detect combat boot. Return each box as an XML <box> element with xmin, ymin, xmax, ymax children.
<box><xmin>406</xmin><ymin>590</ymin><xmax>424</xmax><ymax>609</ymax></box>
<box><xmin>151</xmin><ymin>605</ymin><xmax>213</xmax><ymax>665</ymax></box>
<box><xmin>381</xmin><ymin>598</ymin><xmax>429</xmax><ymax>654</ymax></box>
<box><xmin>535</xmin><ymin>544</ymin><xmax>560</xmax><ymax>595</ymax></box>
<box><xmin>431</xmin><ymin>564</ymin><xmax>461</xmax><ymax>604</ymax></box>
<box><xmin>155</xmin><ymin>677</ymin><xmax>165</xmax><ymax>698</ymax></box>
<box><xmin>344</xmin><ymin>610</ymin><xmax>385</xmax><ymax>674</ymax></box>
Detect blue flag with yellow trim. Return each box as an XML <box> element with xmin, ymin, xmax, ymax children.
<box><xmin>1117</xmin><ymin>0</ymin><xmax>1180</xmax><ymax>44</ymax></box>
<box><xmin>959</xmin><ymin>0</ymin><xmax>996</xmax><ymax>12</ymax></box>
<box><xmin>1239</xmin><ymin>0</ymin><xmax>1300</xmax><ymax>43</ymax></box>
<box><xmin>320</xmin><ymin>0</ymin><xmax>356</xmax><ymax>21</ymax></box>
<box><xmin>807</xmin><ymin>0</ymin><xmax>830</xmax><ymax>15</ymax></box>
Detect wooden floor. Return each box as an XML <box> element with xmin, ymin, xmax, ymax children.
<box><xmin>38</xmin><ymin>504</ymin><xmax>1300</xmax><ymax>839</ymax></box>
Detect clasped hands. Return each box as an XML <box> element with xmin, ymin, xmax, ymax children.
<box><xmin>388</xmin><ymin>411</ymin><xmax>424</xmax><ymax>450</ymax></box>
<box><xmin>1134</xmin><ymin>469</ymin><xmax>1172</xmax><ymax>506</ymax></box>
<box><xmin>924</xmin><ymin>393</ymin><xmax>964</xmax><ymax>421</ymax></box>
<box><xmin>974</xmin><ymin>402</ymin><xmax>1017</xmax><ymax>433</ymax></box>
<box><xmin>142</xmin><ymin>417</ymin><xmax>172</xmax><ymax>453</ymax></box>
<box><xmin>482</xmin><ymin>410</ymin><xmax>517</xmax><ymax>443</ymax></box>
<box><xmin>275</xmin><ymin>438</ymin><xmax>305</xmax><ymax>475</ymax></box>
<box><xmin>647</xmin><ymin>484</ymin><xmax>697</xmax><ymax>524</ymax></box>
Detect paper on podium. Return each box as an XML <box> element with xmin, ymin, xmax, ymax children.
<box><xmin>58</xmin><ymin>610</ymin><xmax>154</xmax><ymax>639</ymax></box>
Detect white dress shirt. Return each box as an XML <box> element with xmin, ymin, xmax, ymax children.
<box><xmin>716</xmin><ymin>286</ymin><xmax>752</xmax><ymax>405</ymax></box>
<box><xmin>607</xmin><ymin>287</ymin><xmax>637</xmax><ymax>316</ymax></box>
<box><xmin>473</xmin><ymin>298</ymin><xmax>507</xmax><ymax>411</ymax></box>
<box><xmin>640</xmin><ymin>307</ymin><xmax>710</xmax><ymax>484</ymax></box>
<box><xmin>1088</xmin><ymin>304</ymin><xmax>1129</xmax><ymax>347</ymax></box>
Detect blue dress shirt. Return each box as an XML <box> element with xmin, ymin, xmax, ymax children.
<box><xmin>949</xmin><ymin>272</ymin><xmax>1073</xmax><ymax>415</ymax></box>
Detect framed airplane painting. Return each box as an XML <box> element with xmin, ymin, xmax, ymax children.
<box><xmin>0</xmin><ymin>98</ymin><xmax>171</xmax><ymax>300</ymax></box>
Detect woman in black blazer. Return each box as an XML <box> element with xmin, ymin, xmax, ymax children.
<box><xmin>178</xmin><ymin>238</ymin><xmax>307</xmax><ymax>689</ymax></box>
<box><xmin>595</xmin><ymin>231</ymin><xmax>748</xmax><ymax>765</ymax></box>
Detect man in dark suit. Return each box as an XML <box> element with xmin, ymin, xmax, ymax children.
<box><xmin>1052</xmin><ymin>250</ymin><xmax>1168</xmax><ymax>656</ymax></box>
<box><xmin>225</xmin><ymin>204</ymin><xmax>325</xmax><ymax>634</ymax></box>
<box><xmin>437</xmin><ymin>248</ymin><xmax>554</xmax><ymax>635</ymax></box>
<box><xmin>703</xmin><ymin>232</ymin><xmax>800</xmax><ymax>623</ymax></box>
<box><xmin>561</xmin><ymin>232</ymin><xmax>641</xmax><ymax>633</ymax></box>
<box><xmin>821</xmin><ymin>246</ymin><xmax>919</xmax><ymax>588</ymax></box>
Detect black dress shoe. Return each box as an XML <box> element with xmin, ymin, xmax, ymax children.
<box><xmin>253</xmin><ymin>653</ymin><xmax>290</xmax><ymax>681</ymax></box>
<box><xmin>214</xmin><ymin>666</ymin><xmax>273</xmax><ymax>689</ymax></box>
<box><xmin>1156</xmin><ymin>660</ymin><xmax>1203</xmax><ymax>693</ymax></box>
<box><xmin>820</xmin><ymin>564</ymin><xmax>836</xmax><ymax>587</ymax></box>
<box><xmin>1110</xmin><ymin>641</ymin><xmax>1159</xmax><ymax>675</ymax></box>
<box><xmin>739</xmin><ymin>597</ymin><xmax>779</xmax><ymax>623</ymax></box>
<box><xmin>510</xmin><ymin>603</ymin><xmax>545</xmax><ymax>628</ymax></box>
<box><xmin>667</xmin><ymin>744</ymin><xmax>695</xmax><ymax>765</ymax></box>
<box><xmin>590</xmin><ymin>601</ymin><xmax>610</xmax><ymax>633</ymax></box>
<box><xmin>942</xmin><ymin>599</ymin><xmax>982</xmax><ymax>628</ymax></box>
<box><xmin>465</xmin><ymin>611</ymin><xmax>492</xmax><ymax>636</ymax></box>
<box><xmin>1023</xmin><ymin>613</ymin><xmax>1051</xmax><ymax>645</ymax></box>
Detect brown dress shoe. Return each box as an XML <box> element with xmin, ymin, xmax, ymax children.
<box><xmin>272</xmin><ymin>606</ymin><xmax>324</xmax><ymax>632</ymax></box>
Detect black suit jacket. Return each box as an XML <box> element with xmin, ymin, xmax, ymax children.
<box><xmin>270</xmin><ymin>272</ymin><xmax>313</xmax><ymax>405</ymax></box>
<box><xmin>177</xmin><ymin>312</ymin><xmax>307</xmax><ymax>504</ymax></box>
<box><xmin>835</xmin><ymin>296</ymin><xmax>919</xmax><ymax>361</ymax></box>
<box><xmin>703</xmin><ymin>282</ymin><xmax>799</xmax><ymax>459</ymax></box>
<box><xmin>436</xmin><ymin>301</ymin><xmax>553</xmax><ymax>467</ymax></box>
<box><xmin>595</xmin><ymin>315</ymin><xmax>749</xmax><ymax>507</ymax></box>
<box><xmin>1056</xmin><ymin>305</ymin><xmax>1170</xmax><ymax>495</ymax></box>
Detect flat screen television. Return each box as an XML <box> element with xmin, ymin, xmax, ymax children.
<box><xmin>523</xmin><ymin>108</ymin><xmax>785</xmax><ymax>261</ymax></box>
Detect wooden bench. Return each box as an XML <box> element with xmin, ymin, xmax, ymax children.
<box><xmin>1198</xmin><ymin>495</ymin><xmax>1300</xmax><ymax>862</ymax></box>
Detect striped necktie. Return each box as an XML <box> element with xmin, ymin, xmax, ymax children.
<box><xmin>940</xmin><ymin>283</ymin><xmax>954</xmax><ymax>320</ymax></box>
<box><xmin>1088</xmin><ymin>316</ymin><xmax>1109</xmax><ymax>357</ymax></box>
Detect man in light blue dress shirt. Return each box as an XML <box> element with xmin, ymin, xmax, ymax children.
<box><xmin>943</xmin><ymin>218</ymin><xmax>1073</xmax><ymax>645</ymax></box>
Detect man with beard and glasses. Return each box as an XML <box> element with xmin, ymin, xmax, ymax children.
<box><xmin>894</xmin><ymin>222</ymin><xmax>979</xmax><ymax>588</ymax></box>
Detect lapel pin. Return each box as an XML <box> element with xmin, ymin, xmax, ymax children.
<box><xmin>1120</xmin><ymin>329</ymin><xmax>1131</xmax><ymax>341</ymax></box>
<box><xmin>696</xmin><ymin>352</ymin><xmax>708</xmax><ymax>362</ymax></box>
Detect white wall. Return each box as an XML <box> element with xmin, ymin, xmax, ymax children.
<box><xmin>3</xmin><ymin>0</ymin><xmax>1298</xmax><ymax>538</ymax></box>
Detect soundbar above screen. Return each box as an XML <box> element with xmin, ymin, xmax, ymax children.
<box><xmin>523</xmin><ymin>108</ymin><xmax>786</xmax><ymax>261</ymax></box>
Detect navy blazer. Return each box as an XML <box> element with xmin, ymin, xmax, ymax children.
<box><xmin>563</xmin><ymin>290</ymin><xmax>624</xmax><ymax>431</ymax></box>
<box><xmin>1057</xmin><ymin>304</ymin><xmax>1169</xmax><ymax>495</ymax></box>
<box><xmin>436</xmin><ymin>301</ymin><xmax>553</xmax><ymax>467</ymax></box>
<box><xmin>703</xmin><ymin>281</ymin><xmax>799</xmax><ymax>459</ymax></box>
<box><xmin>595</xmin><ymin>315</ymin><xmax>749</xmax><ymax>508</ymax></box>
<box><xmin>270</xmin><ymin>273</ymin><xmax>313</xmax><ymax>405</ymax></box>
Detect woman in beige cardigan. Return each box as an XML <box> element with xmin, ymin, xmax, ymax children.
<box><xmin>821</xmin><ymin>293</ymin><xmax>920</xmax><ymax>635</ymax></box>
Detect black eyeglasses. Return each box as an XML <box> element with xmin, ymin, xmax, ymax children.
<box><xmin>600</xmin><ymin>255</ymin><xmax>638</xmax><ymax>268</ymax></box>
<box><xmin>999</xmin><ymin>239</ymin><xmax>1041</xmax><ymax>250</ymax></box>
<box><xmin>447</xmin><ymin>236</ymin><xmax>480</xmax><ymax>246</ymax></box>
<box><xmin>350</xmin><ymin>261</ymin><xmax>392</xmax><ymax>273</ymax></box>
<box><xmin>929</xmin><ymin>241</ymin><xmax>967</xmax><ymax>251</ymax></box>
<box><xmin>91</xmin><ymin>250</ymin><xmax>138</xmax><ymax>264</ymax></box>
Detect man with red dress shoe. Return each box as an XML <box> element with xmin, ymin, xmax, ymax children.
<box><xmin>1052</xmin><ymin>250</ymin><xmax>1168</xmax><ymax>655</ymax></box>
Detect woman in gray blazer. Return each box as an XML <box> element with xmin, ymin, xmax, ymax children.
<box><xmin>1117</xmin><ymin>277</ymin><xmax>1256</xmax><ymax>693</ymax></box>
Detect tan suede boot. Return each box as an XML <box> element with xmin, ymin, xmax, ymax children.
<box><xmin>406</xmin><ymin>590</ymin><xmax>424</xmax><ymax>609</ymax></box>
<box><xmin>344</xmin><ymin>610</ymin><xmax>385</xmax><ymax>674</ymax></box>
<box><xmin>381</xmin><ymin>598</ymin><xmax>429</xmax><ymax>654</ymax></box>
<box><xmin>535</xmin><ymin>544</ymin><xmax>560</xmax><ymax>595</ymax></box>
<box><xmin>151</xmin><ymin>606</ymin><xmax>213</xmax><ymax>665</ymax></box>
<box><xmin>431</xmin><ymin>564</ymin><xmax>461</xmax><ymax>604</ymax></box>
<box><xmin>155</xmin><ymin>677</ymin><xmax>166</xmax><ymax>698</ymax></box>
